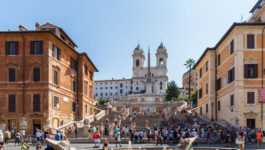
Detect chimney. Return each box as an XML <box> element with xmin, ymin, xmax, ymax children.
<box><xmin>18</xmin><ymin>25</ymin><xmax>28</xmax><ymax>31</ymax></box>
<box><xmin>35</xmin><ymin>22</ymin><xmax>40</xmax><ymax>30</ymax></box>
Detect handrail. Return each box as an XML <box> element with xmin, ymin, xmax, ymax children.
<box><xmin>55</xmin><ymin>109</ymin><xmax>106</xmax><ymax>131</ymax></box>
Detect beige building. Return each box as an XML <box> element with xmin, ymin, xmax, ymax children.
<box><xmin>194</xmin><ymin>0</ymin><xmax>265</xmax><ymax>129</ymax></box>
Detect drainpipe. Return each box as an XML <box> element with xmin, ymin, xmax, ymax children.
<box><xmin>215</xmin><ymin>56</ymin><xmax>218</xmax><ymax>121</ymax></box>
<box><xmin>261</xmin><ymin>27</ymin><xmax>265</xmax><ymax>129</ymax></box>
<box><xmin>19</xmin><ymin>32</ymin><xmax>25</xmax><ymax>115</ymax></box>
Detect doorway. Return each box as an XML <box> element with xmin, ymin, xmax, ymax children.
<box><xmin>32</xmin><ymin>119</ymin><xmax>41</xmax><ymax>135</ymax></box>
<box><xmin>246</xmin><ymin>119</ymin><xmax>256</xmax><ymax>129</ymax></box>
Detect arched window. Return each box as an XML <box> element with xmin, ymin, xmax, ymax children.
<box><xmin>160</xmin><ymin>81</ymin><xmax>163</xmax><ymax>90</ymax></box>
<box><xmin>136</xmin><ymin>59</ymin><xmax>140</xmax><ymax>67</ymax></box>
<box><xmin>159</xmin><ymin>58</ymin><xmax>164</xmax><ymax>66</ymax></box>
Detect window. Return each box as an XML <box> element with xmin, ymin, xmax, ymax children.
<box><xmin>120</xmin><ymin>83</ymin><xmax>123</xmax><ymax>88</ymax></box>
<box><xmin>217</xmin><ymin>101</ymin><xmax>221</xmax><ymax>111</ymax></box>
<box><xmin>230</xmin><ymin>40</ymin><xmax>234</xmax><ymax>55</ymax></box>
<box><xmin>30</xmin><ymin>41</ymin><xmax>43</xmax><ymax>55</ymax></box>
<box><xmin>228</xmin><ymin>67</ymin><xmax>235</xmax><ymax>83</ymax></box>
<box><xmin>8</xmin><ymin>95</ymin><xmax>16</xmax><ymax>112</ymax></box>
<box><xmin>206</xmin><ymin>61</ymin><xmax>208</xmax><ymax>72</ymax></box>
<box><xmin>206</xmin><ymin>104</ymin><xmax>208</xmax><ymax>113</ymax></box>
<box><xmin>136</xmin><ymin>87</ymin><xmax>139</xmax><ymax>91</ymax></box>
<box><xmin>200</xmin><ymin>68</ymin><xmax>202</xmax><ymax>78</ymax></box>
<box><xmin>85</xmin><ymin>105</ymin><xmax>88</xmax><ymax>114</ymax></box>
<box><xmin>89</xmin><ymin>86</ymin><xmax>93</xmax><ymax>98</ymax></box>
<box><xmin>120</xmin><ymin>89</ymin><xmax>123</xmax><ymax>94</ymax></box>
<box><xmin>72</xmin><ymin>81</ymin><xmax>76</xmax><ymax>92</ymax></box>
<box><xmin>247</xmin><ymin>34</ymin><xmax>255</xmax><ymax>49</ymax></box>
<box><xmin>70</xmin><ymin>57</ymin><xmax>78</xmax><ymax>71</ymax></box>
<box><xmin>230</xmin><ymin>95</ymin><xmax>234</xmax><ymax>106</ymax></box>
<box><xmin>160</xmin><ymin>82</ymin><xmax>163</xmax><ymax>90</ymax></box>
<box><xmin>206</xmin><ymin>83</ymin><xmax>208</xmax><ymax>94</ymax></box>
<box><xmin>136</xmin><ymin>59</ymin><xmax>140</xmax><ymax>67</ymax></box>
<box><xmin>105</xmin><ymin>93</ymin><xmax>108</xmax><ymax>96</ymax></box>
<box><xmin>72</xmin><ymin>102</ymin><xmax>76</xmax><ymax>112</ymax></box>
<box><xmin>33</xmin><ymin>68</ymin><xmax>40</xmax><ymax>81</ymax></box>
<box><xmin>6</xmin><ymin>41</ymin><xmax>18</xmax><ymax>55</ymax></box>
<box><xmin>33</xmin><ymin>94</ymin><xmax>40</xmax><ymax>112</ymax></box>
<box><xmin>85</xmin><ymin>84</ymin><xmax>88</xmax><ymax>96</ymax></box>
<box><xmin>90</xmin><ymin>107</ymin><xmax>93</xmax><ymax>115</ymax></box>
<box><xmin>52</xmin><ymin>45</ymin><xmax>61</xmax><ymax>60</ymax></box>
<box><xmin>244</xmin><ymin>64</ymin><xmax>258</xmax><ymax>78</ymax></box>
<box><xmin>216</xmin><ymin>78</ymin><xmax>221</xmax><ymax>91</ymax></box>
<box><xmin>54</xmin><ymin>71</ymin><xmax>59</xmax><ymax>85</ymax></box>
<box><xmin>199</xmin><ymin>88</ymin><xmax>202</xmax><ymax>98</ymax></box>
<box><xmin>200</xmin><ymin>107</ymin><xmax>202</xmax><ymax>115</ymax></box>
<box><xmin>53</xmin><ymin>96</ymin><xmax>59</xmax><ymax>108</ymax></box>
<box><xmin>90</xmin><ymin>71</ymin><xmax>93</xmax><ymax>80</ymax></box>
<box><xmin>84</xmin><ymin>64</ymin><xmax>88</xmax><ymax>75</ymax></box>
<box><xmin>217</xmin><ymin>54</ymin><xmax>221</xmax><ymax>66</ymax></box>
<box><xmin>247</xmin><ymin>92</ymin><xmax>255</xmax><ymax>104</ymax></box>
<box><xmin>8</xmin><ymin>68</ymin><xmax>15</xmax><ymax>82</ymax></box>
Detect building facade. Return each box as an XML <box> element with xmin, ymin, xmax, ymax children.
<box><xmin>0</xmin><ymin>23</ymin><xmax>98</xmax><ymax>135</ymax></box>
<box><xmin>95</xmin><ymin>43</ymin><xmax>168</xmax><ymax>99</ymax></box>
<box><xmin>195</xmin><ymin>0</ymin><xmax>265</xmax><ymax>129</ymax></box>
<box><xmin>182</xmin><ymin>69</ymin><xmax>197</xmax><ymax>97</ymax></box>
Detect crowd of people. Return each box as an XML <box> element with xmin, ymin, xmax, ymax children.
<box><xmin>1</xmin><ymin>107</ymin><xmax>265</xmax><ymax>150</ymax></box>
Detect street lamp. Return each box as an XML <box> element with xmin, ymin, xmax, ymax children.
<box><xmin>211</xmin><ymin>103</ymin><xmax>214</xmax><ymax>121</ymax></box>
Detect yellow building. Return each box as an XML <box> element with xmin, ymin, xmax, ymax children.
<box><xmin>194</xmin><ymin>0</ymin><xmax>265</xmax><ymax>129</ymax></box>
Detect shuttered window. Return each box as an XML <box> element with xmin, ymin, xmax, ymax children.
<box><xmin>72</xmin><ymin>81</ymin><xmax>76</xmax><ymax>92</ymax></box>
<box><xmin>8</xmin><ymin>95</ymin><xmax>16</xmax><ymax>112</ymax></box>
<box><xmin>85</xmin><ymin>105</ymin><xmax>88</xmax><ymax>113</ymax></box>
<box><xmin>200</xmin><ymin>68</ymin><xmax>202</xmax><ymax>78</ymax></box>
<box><xmin>206</xmin><ymin>83</ymin><xmax>208</xmax><ymax>94</ymax></box>
<box><xmin>53</xmin><ymin>96</ymin><xmax>59</xmax><ymax>108</ymax></box>
<box><xmin>206</xmin><ymin>61</ymin><xmax>208</xmax><ymax>72</ymax></box>
<box><xmin>199</xmin><ymin>88</ymin><xmax>203</xmax><ymax>98</ymax></box>
<box><xmin>33</xmin><ymin>68</ymin><xmax>40</xmax><ymax>81</ymax></box>
<box><xmin>54</xmin><ymin>71</ymin><xmax>59</xmax><ymax>85</ymax></box>
<box><xmin>72</xmin><ymin>102</ymin><xmax>76</xmax><ymax>112</ymax></box>
<box><xmin>6</xmin><ymin>41</ymin><xmax>18</xmax><ymax>55</ymax></box>
<box><xmin>247</xmin><ymin>92</ymin><xmax>255</xmax><ymax>104</ymax></box>
<box><xmin>217</xmin><ymin>101</ymin><xmax>221</xmax><ymax>111</ymax></box>
<box><xmin>217</xmin><ymin>54</ymin><xmax>221</xmax><ymax>66</ymax></box>
<box><xmin>52</xmin><ymin>45</ymin><xmax>61</xmax><ymax>60</ymax></box>
<box><xmin>230</xmin><ymin>40</ymin><xmax>234</xmax><ymax>55</ymax></box>
<box><xmin>84</xmin><ymin>64</ymin><xmax>88</xmax><ymax>75</ymax></box>
<box><xmin>90</xmin><ymin>71</ymin><xmax>93</xmax><ymax>80</ymax></box>
<box><xmin>230</xmin><ymin>95</ymin><xmax>234</xmax><ymax>106</ymax></box>
<box><xmin>30</xmin><ymin>41</ymin><xmax>43</xmax><ymax>55</ymax></box>
<box><xmin>206</xmin><ymin>104</ymin><xmax>208</xmax><ymax>113</ymax></box>
<box><xmin>244</xmin><ymin>64</ymin><xmax>258</xmax><ymax>78</ymax></box>
<box><xmin>247</xmin><ymin>34</ymin><xmax>255</xmax><ymax>49</ymax></box>
<box><xmin>216</xmin><ymin>78</ymin><xmax>222</xmax><ymax>91</ymax></box>
<box><xmin>8</xmin><ymin>68</ymin><xmax>15</xmax><ymax>82</ymax></box>
<box><xmin>228</xmin><ymin>67</ymin><xmax>235</xmax><ymax>83</ymax></box>
<box><xmin>200</xmin><ymin>107</ymin><xmax>202</xmax><ymax>115</ymax></box>
<box><xmin>33</xmin><ymin>94</ymin><xmax>40</xmax><ymax>112</ymax></box>
<box><xmin>70</xmin><ymin>57</ymin><xmax>78</xmax><ymax>71</ymax></box>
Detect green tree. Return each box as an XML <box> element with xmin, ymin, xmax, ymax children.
<box><xmin>190</xmin><ymin>90</ymin><xmax>198</xmax><ymax>107</ymax></box>
<box><xmin>166</xmin><ymin>80</ymin><xmax>179</xmax><ymax>101</ymax></box>
<box><xmin>184</xmin><ymin>58</ymin><xmax>195</xmax><ymax>107</ymax></box>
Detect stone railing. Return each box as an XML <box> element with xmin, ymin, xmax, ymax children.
<box><xmin>113</xmin><ymin>100</ymin><xmax>186</xmax><ymax>107</ymax></box>
<box><xmin>55</xmin><ymin>109</ymin><xmax>106</xmax><ymax>132</ymax></box>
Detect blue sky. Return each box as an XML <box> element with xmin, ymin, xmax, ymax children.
<box><xmin>0</xmin><ymin>0</ymin><xmax>257</xmax><ymax>86</ymax></box>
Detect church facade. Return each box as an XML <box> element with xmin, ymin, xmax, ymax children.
<box><xmin>94</xmin><ymin>43</ymin><xmax>168</xmax><ymax>101</ymax></box>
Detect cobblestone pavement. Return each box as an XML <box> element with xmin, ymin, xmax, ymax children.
<box><xmin>3</xmin><ymin>143</ymin><xmax>176</xmax><ymax>150</ymax></box>
<box><xmin>195</xmin><ymin>143</ymin><xmax>265</xmax><ymax>149</ymax></box>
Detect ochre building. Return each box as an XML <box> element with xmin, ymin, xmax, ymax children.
<box><xmin>182</xmin><ymin>69</ymin><xmax>197</xmax><ymax>98</ymax></box>
<box><xmin>0</xmin><ymin>23</ymin><xmax>98</xmax><ymax>135</ymax></box>
<box><xmin>195</xmin><ymin>0</ymin><xmax>265</xmax><ymax>129</ymax></box>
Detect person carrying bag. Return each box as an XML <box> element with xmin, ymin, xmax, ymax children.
<box><xmin>236</xmin><ymin>131</ymin><xmax>244</xmax><ymax>150</ymax></box>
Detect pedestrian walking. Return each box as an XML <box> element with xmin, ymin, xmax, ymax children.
<box><xmin>256</xmin><ymin>129</ymin><xmax>263</xmax><ymax>148</ymax></box>
<box><xmin>236</xmin><ymin>131</ymin><xmax>244</xmax><ymax>150</ymax></box>
<box><xmin>4</xmin><ymin>130</ymin><xmax>10</xmax><ymax>145</ymax></box>
<box><xmin>115</xmin><ymin>129</ymin><xmax>122</xmax><ymax>147</ymax></box>
<box><xmin>74</xmin><ymin>126</ymin><xmax>78</xmax><ymax>138</ymax></box>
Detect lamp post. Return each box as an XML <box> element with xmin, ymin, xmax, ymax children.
<box><xmin>261</xmin><ymin>27</ymin><xmax>265</xmax><ymax>129</ymax></box>
<box><xmin>211</xmin><ymin>103</ymin><xmax>214</xmax><ymax>121</ymax></box>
